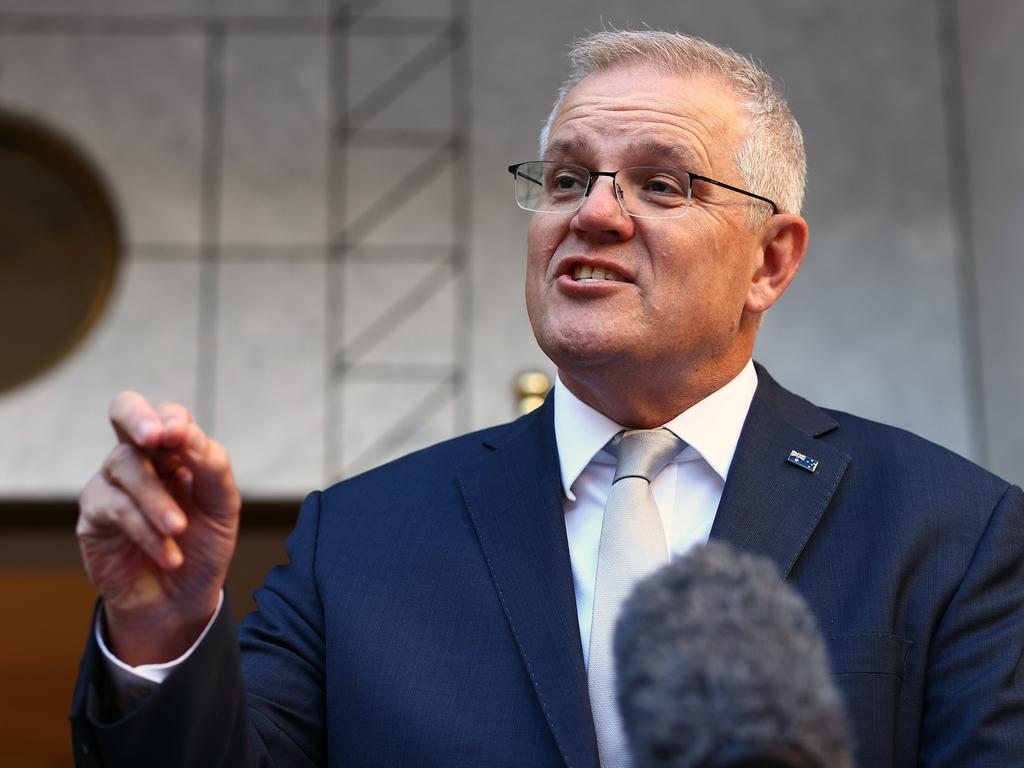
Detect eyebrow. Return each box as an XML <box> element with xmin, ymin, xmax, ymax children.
<box><xmin>543</xmin><ymin>137</ymin><xmax>593</xmax><ymax>162</ymax></box>
<box><xmin>543</xmin><ymin>136</ymin><xmax>705</xmax><ymax>172</ymax></box>
<box><xmin>623</xmin><ymin>139</ymin><xmax>705</xmax><ymax>171</ymax></box>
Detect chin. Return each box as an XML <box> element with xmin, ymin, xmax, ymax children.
<box><xmin>535</xmin><ymin>327</ymin><xmax>628</xmax><ymax>372</ymax></box>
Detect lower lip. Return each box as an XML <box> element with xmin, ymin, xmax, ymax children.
<box><xmin>556</xmin><ymin>274</ymin><xmax>630</xmax><ymax>297</ymax></box>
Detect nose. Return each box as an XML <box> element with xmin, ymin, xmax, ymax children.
<box><xmin>570</xmin><ymin>176</ymin><xmax>635</xmax><ymax>240</ymax></box>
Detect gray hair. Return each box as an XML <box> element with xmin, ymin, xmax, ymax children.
<box><xmin>539</xmin><ymin>30</ymin><xmax>806</xmax><ymax>219</ymax></box>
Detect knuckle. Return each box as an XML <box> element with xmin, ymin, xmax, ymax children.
<box><xmin>74</xmin><ymin>513</ymin><xmax>101</xmax><ymax>540</ymax></box>
<box><xmin>77</xmin><ymin>482</ymin><xmax>130</xmax><ymax>534</ymax></box>
<box><xmin>104</xmin><ymin>444</ymin><xmax>137</xmax><ymax>481</ymax></box>
<box><xmin>107</xmin><ymin>497</ymin><xmax>133</xmax><ymax>525</ymax></box>
<box><xmin>79</xmin><ymin>472</ymin><xmax>103</xmax><ymax>503</ymax></box>
<box><xmin>76</xmin><ymin>492</ymin><xmax>97</xmax><ymax>528</ymax></box>
<box><xmin>79</xmin><ymin>475</ymin><xmax>112</xmax><ymax>517</ymax></box>
<box><xmin>74</xmin><ymin>507</ymin><xmax>92</xmax><ymax>537</ymax></box>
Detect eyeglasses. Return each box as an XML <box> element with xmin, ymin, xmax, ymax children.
<box><xmin>507</xmin><ymin>160</ymin><xmax>779</xmax><ymax>219</ymax></box>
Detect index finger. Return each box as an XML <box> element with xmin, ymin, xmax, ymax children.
<box><xmin>108</xmin><ymin>391</ymin><xmax>163</xmax><ymax>450</ymax></box>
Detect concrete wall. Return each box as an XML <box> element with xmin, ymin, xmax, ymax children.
<box><xmin>0</xmin><ymin>0</ymin><xmax>1020</xmax><ymax>497</ymax></box>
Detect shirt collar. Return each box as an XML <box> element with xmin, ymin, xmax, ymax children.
<box><xmin>553</xmin><ymin>359</ymin><xmax>758</xmax><ymax>501</ymax></box>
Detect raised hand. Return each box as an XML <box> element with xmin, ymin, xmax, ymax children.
<box><xmin>77</xmin><ymin>392</ymin><xmax>241</xmax><ymax>666</ymax></box>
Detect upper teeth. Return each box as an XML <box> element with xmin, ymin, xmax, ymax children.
<box><xmin>572</xmin><ymin>265</ymin><xmax>624</xmax><ymax>281</ymax></box>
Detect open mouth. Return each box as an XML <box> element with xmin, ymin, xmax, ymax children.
<box><xmin>571</xmin><ymin>264</ymin><xmax>626</xmax><ymax>282</ymax></box>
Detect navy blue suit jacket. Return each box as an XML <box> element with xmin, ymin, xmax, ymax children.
<box><xmin>71</xmin><ymin>365</ymin><xmax>1024</xmax><ymax>767</ymax></box>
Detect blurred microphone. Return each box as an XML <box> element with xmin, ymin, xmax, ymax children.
<box><xmin>614</xmin><ymin>541</ymin><xmax>854</xmax><ymax>768</ymax></box>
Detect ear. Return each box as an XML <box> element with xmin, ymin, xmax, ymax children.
<box><xmin>745</xmin><ymin>213</ymin><xmax>808</xmax><ymax>315</ymax></box>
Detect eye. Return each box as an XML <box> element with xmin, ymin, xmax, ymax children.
<box><xmin>623</xmin><ymin>168</ymin><xmax>691</xmax><ymax>212</ymax></box>
<box><xmin>640</xmin><ymin>173</ymin><xmax>687</xmax><ymax>197</ymax></box>
<box><xmin>546</xmin><ymin>166</ymin><xmax>589</xmax><ymax>197</ymax></box>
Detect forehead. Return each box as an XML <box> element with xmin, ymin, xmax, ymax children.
<box><xmin>545</xmin><ymin>65</ymin><xmax>746</xmax><ymax>173</ymax></box>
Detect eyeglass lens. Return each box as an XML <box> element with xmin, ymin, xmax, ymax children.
<box><xmin>512</xmin><ymin>161</ymin><xmax>693</xmax><ymax>219</ymax></box>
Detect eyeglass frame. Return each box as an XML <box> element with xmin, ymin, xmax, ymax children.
<box><xmin>507</xmin><ymin>161</ymin><xmax>780</xmax><ymax>218</ymax></box>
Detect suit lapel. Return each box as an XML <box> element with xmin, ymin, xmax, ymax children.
<box><xmin>711</xmin><ymin>366</ymin><xmax>851</xmax><ymax>578</ymax></box>
<box><xmin>456</xmin><ymin>398</ymin><xmax>600</xmax><ymax>768</ymax></box>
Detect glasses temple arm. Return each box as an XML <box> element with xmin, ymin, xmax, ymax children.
<box><xmin>688</xmin><ymin>173</ymin><xmax>779</xmax><ymax>214</ymax></box>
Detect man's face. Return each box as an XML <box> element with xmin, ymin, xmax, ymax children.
<box><xmin>525</xmin><ymin>66</ymin><xmax>769</xmax><ymax>400</ymax></box>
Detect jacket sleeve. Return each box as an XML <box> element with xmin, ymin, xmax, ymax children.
<box><xmin>70</xmin><ymin>491</ymin><xmax>327</xmax><ymax>767</ymax></box>
<box><xmin>920</xmin><ymin>483</ymin><xmax>1024</xmax><ymax>766</ymax></box>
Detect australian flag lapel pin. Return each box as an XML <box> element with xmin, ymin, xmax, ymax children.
<box><xmin>787</xmin><ymin>450</ymin><xmax>819</xmax><ymax>473</ymax></box>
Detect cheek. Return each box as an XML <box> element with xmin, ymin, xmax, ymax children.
<box><xmin>525</xmin><ymin>219</ymin><xmax>551</xmax><ymax>314</ymax></box>
<box><xmin>644</xmin><ymin>228</ymin><xmax>701</xmax><ymax>289</ymax></box>
<box><xmin>526</xmin><ymin>216</ymin><xmax>564</xmax><ymax>271</ymax></box>
<box><xmin>651</xmin><ymin>232</ymin><xmax>745</xmax><ymax>315</ymax></box>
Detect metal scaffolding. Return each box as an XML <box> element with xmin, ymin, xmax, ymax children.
<box><xmin>326</xmin><ymin>0</ymin><xmax>471</xmax><ymax>479</ymax></box>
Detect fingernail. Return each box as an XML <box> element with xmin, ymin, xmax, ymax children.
<box><xmin>165</xmin><ymin>510</ymin><xmax>185</xmax><ymax>532</ymax></box>
<box><xmin>167</xmin><ymin>548</ymin><xmax>184</xmax><ymax>568</ymax></box>
<box><xmin>138</xmin><ymin>420</ymin><xmax>157</xmax><ymax>442</ymax></box>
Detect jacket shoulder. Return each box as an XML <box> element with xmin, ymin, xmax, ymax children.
<box><xmin>821</xmin><ymin>406</ymin><xmax>1012</xmax><ymax>497</ymax></box>
<box><xmin>320</xmin><ymin>402</ymin><xmax>551</xmax><ymax>502</ymax></box>
<box><xmin>753</xmin><ymin>363</ymin><xmax>1014</xmax><ymax>499</ymax></box>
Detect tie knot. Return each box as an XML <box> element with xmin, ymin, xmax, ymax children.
<box><xmin>610</xmin><ymin>428</ymin><xmax>685</xmax><ymax>483</ymax></box>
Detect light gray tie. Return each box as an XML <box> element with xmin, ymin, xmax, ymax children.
<box><xmin>588</xmin><ymin>428</ymin><xmax>684</xmax><ymax>768</ymax></box>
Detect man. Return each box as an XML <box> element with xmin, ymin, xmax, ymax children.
<box><xmin>71</xmin><ymin>30</ymin><xmax>1024</xmax><ymax>767</ymax></box>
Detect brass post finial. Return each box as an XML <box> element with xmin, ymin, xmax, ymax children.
<box><xmin>515</xmin><ymin>371</ymin><xmax>552</xmax><ymax>414</ymax></box>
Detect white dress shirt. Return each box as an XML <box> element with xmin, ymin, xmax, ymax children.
<box><xmin>101</xmin><ymin>360</ymin><xmax>758</xmax><ymax>702</ymax></box>
<box><xmin>555</xmin><ymin>359</ymin><xmax>757</xmax><ymax>666</ymax></box>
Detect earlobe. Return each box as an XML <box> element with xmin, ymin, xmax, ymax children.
<box><xmin>745</xmin><ymin>214</ymin><xmax>809</xmax><ymax>315</ymax></box>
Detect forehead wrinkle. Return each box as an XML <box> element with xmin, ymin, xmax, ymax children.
<box><xmin>543</xmin><ymin>133</ymin><xmax>706</xmax><ymax>172</ymax></box>
<box><xmin>544</xmin><ymin>110</ymin><xmax>721</xmax><ymax>175</ymax></box>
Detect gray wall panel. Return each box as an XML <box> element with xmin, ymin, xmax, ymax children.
<box><xmin>0</xmin><ymin>31</ymin><xmax>206</xmax><ymax>244</ymax></box>
<box><xmin>219</xmin><ymin>33</ymin><xmax>329</xmax><ymax>244</ymax></box>
<box><xmin>215</xmin><ymin>254</ymin><xmax>326</xmax><ymax>493</ymax></box>
<box><xmin>958</xmin><ymin>0</ymin><xmax>1024</xmax><ymax>482</ymax></box>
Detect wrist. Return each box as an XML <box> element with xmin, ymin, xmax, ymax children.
<box><xmin>102</xmin><ymin>594</ymin><xmax>220</xmax><ymax>666</ymax></box>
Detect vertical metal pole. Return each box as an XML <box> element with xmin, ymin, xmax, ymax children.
<box><xmin>196</xmin><ymin>23</ymin><xmax>226</xmax><ymax>432</ymax></box>
<box><xmin>935</xmin><ymin>0</ymin><xmax>988</xmax><ymax>465</ymax></box>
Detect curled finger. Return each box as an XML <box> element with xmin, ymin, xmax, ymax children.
<box><xmin>81</xmin><ymin>481</ymin><xmax>183</xmax><ymax>570</ymax></box>
<box><xmin>102</xmin><ymin>442</ymin><xmax>188</xmax><ymax>536</ymax></box>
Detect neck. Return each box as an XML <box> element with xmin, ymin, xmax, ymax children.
<box><xmin>557</xmin><ymin>356</ymin><xmax>751</xmax><ymax>429</ymax></box>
